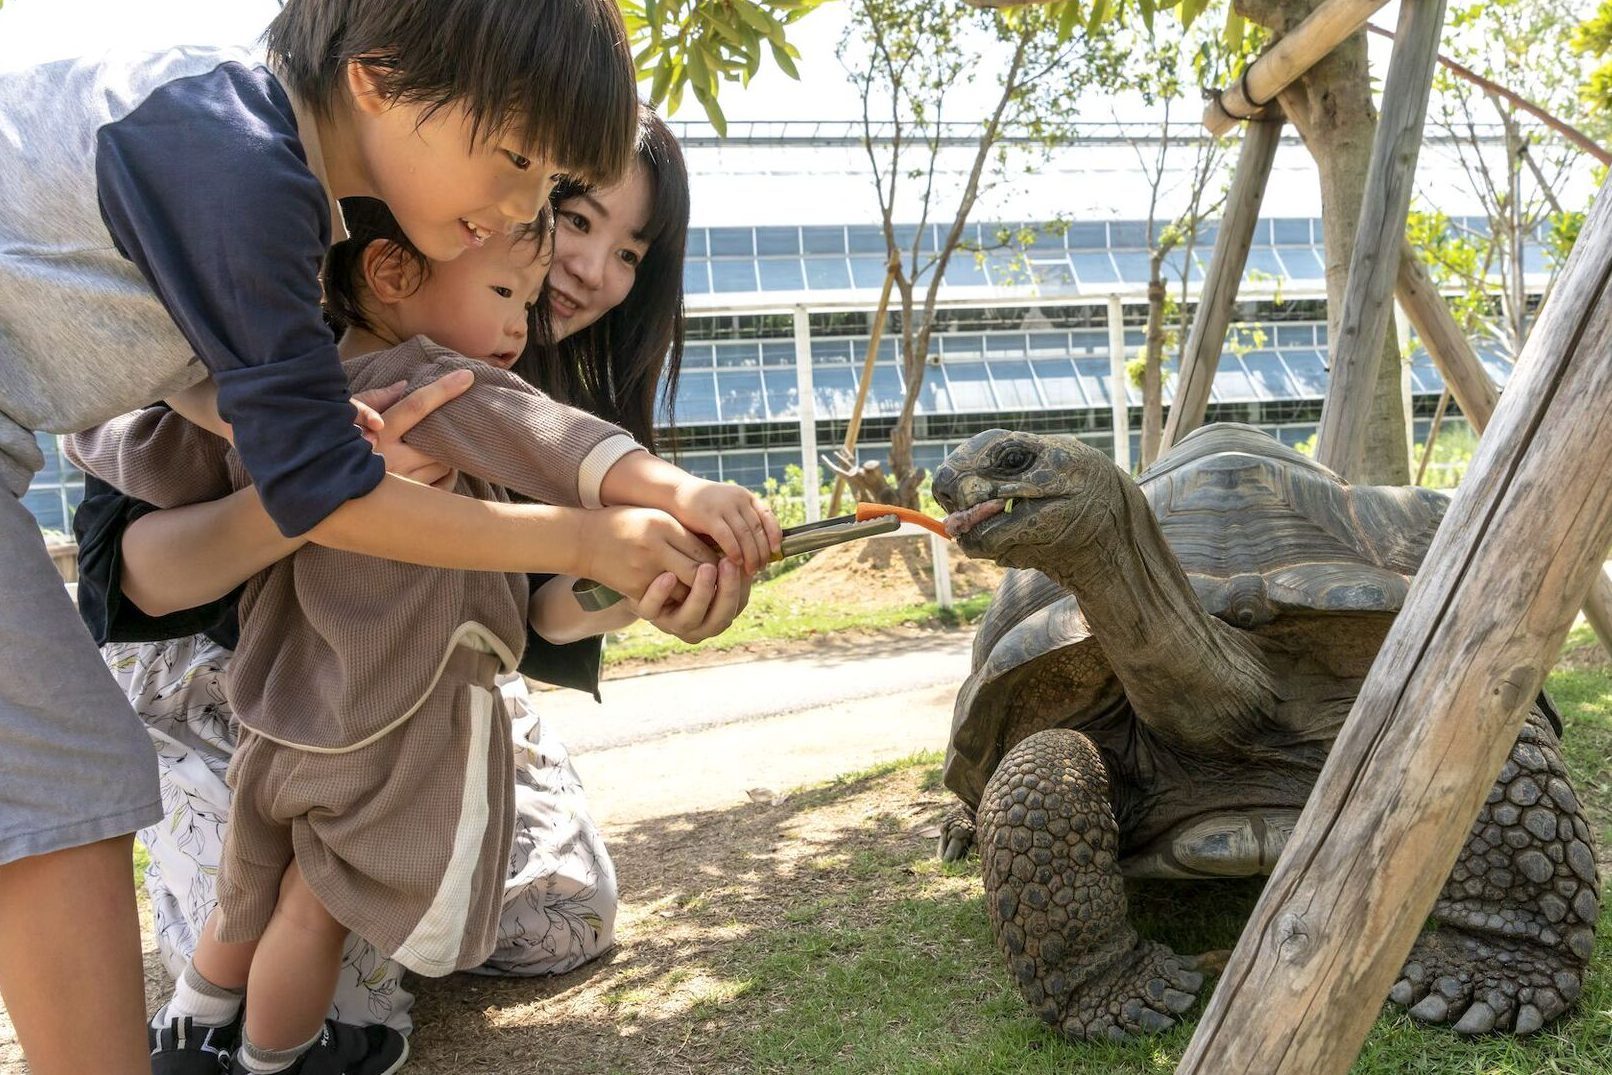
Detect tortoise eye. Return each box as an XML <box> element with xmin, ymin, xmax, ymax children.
<box><xmin>996</xmin><ymin>445</ymin><xmax>1034</xmax><ymax>473</ymax></box>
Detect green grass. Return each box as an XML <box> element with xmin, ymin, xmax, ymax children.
<box><xmin>603</xmin><ymin>585</ymin><xmax>992</xmax><ymax>666</ymax></box>
<box><xmin>708</xmin><ymin>626</ymin><xmax>1612</xmax><ymax>1074</ymax></box>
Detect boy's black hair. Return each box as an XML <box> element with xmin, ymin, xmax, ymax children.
<box><xmin>516</xmin><ymin>107</ymin><xmax>689</xmax><ymax>454</ymax></box>
<box><xmin>267</xmin><ymin>0</ymin><xmax>637</xmax><ymax>186</ymax></box>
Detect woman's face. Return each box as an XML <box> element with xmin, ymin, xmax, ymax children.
<box><xmin>547</xmin><ymin>162</ymin><xmax>654</xmax><ymax>341</ymax></box>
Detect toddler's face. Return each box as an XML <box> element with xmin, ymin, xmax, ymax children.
<box><xmin>392</xmin><ymin>233</ymin><xmax>549</xmax><ymax>368</ymax></box>
<box><xmin>353</xmin><ymin>90</ymin><xmax>557</xmax><ymax>263</ymax></box>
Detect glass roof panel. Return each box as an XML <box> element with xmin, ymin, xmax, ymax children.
<box><xmin>812</xmin><ymin>367</ymin><xmax>859</xmax><ymax>419</ymax></box>
<box><xmin>943</xmin><ymin>255</ymin><xmax>988</xmax><ymax>287</ymax></box>
<box><xmin>850</xmin><ymin>257</ymin><xmax>889</xmax><ymax>288</ymax></box>
<box><xmin>847</xmin><ymin>225</ymin><xmax>886</xmax><ymax>254</ymax></box>
<box><xmin>802</xmin><ymin>227</ymin><xmax>845</xmax><ymax>254</ymax></box>
<box><xmin>709</xmin><ymin>227</ymin><xmax>753</xmax><ymax>256</ymax></box>
<box><xmin>1032</xmin><ymin>257</ymin><xmax>1076</xmax><ymax>289</ymax></box>
<box><xmin>991</xmin><ymin>360</ymin><xmax>1041</xmax><ymax>408</ymax></box>
<box><xmin>1479</xmin><ymin>351</ymin><xmax>1515</xmax><ymax>387</ymax></box>
<box><xmin>1210</xmin><ymin>354</ymin><xmax>1256</xmax><ymax>402</ymax></box>
<box><xmin>717</xmin><ymin>369</ymin><xmax>767</xmax><ymax>421</ymax></box>
<box><xmin>1032</xmin><ymin>358</ymin><xmax>1084</xmax><ymax>407</ymax></box>
<box><xmin>943</xmin><ymin>334</ymin><xmax>984</xmax><ymax>358</ymax></box>
<box><xmin>1109</xmin><ymin>221</ymin><xmax>1148</xmax><ymax>248</ymax></box>
<box><xmin>683</xmin><ymin>261</ymin><xmax>710</xmax><ymax>295</ymax></box>
<box><xmin>755</xmin><ymin>227</ymin><xmax>800</xmax><ymax>256</ymax></box>
<box><xmin>1275</xmin><ymin>324</ymin><xmax>1315</xmax><ymax>348</ymax></box>
<box><xmin>1242</xmin><ymin>248</ymin><xmax>1286</xmax><ymax>282</ymax></box>
<box><xmin>715</xmin><ymin>342</ymin><xmax>760</xmax><ymax>367</ymax></box>
<box><xmin>1071</xmin><ymin>252</ymin><xmax>1119</xmax><ymax>286</ymax></box>
<box><xmin>1408</xmin><ymin>355</ymin><xmax>1444</xmax><ymax>394</ymax></box>
<box><xmin>1273</xmin><ymin>219</ymin><xmax>1312</xmax><ymax>245</ymax></box>
<box><xmin>758</xmin><ymin>258</ymin><xmax>805</xmax><ymax>291</ymax></box>
<box><xmin>866</xmin><ymin>364</ymin><xmax>906</xmax><ymax>416</ymax></box>
<box><xmin>1242</xmin><ymin>350</ymin><xmax>1298</xmax><ymax>398</ymax></box>
<box><xmin>763</xmin><ymin>368</ymin><xmax>799</xmax><ymax>419</ymax></box>
<box><xmin>804</xmin><ymin>257</ymin><xmax>852</xmax><ymax>290</ymax></box>
<box><xmin>1283</xmin><ymin>350</ymin><xmax>1329</xmax><ymax>397</ymax></box>
<box><xmin>1073</xmin><ymin>358</ymin><xmax>1112</xmax><ymax>405</ymax></box>
<box><xmin>811</xmin><ymin>339</ymin><xmax>853</xmax><ymax>363</ymax></box>
<box><xmin>984</xmin><ymin>334</ymin><xmax>1026</xmax><ymax>359</ymax></box>
<box><xmin>1065</xmin><ymin>222</ymin><xmax>1108</xmax><ymax>249</ymax></box>
<box><xmin>944</xmin><ymin>362</ymin><xmax>996</xmax><ymax>411</ymax></box>
<box><xmin>673</xmin><ymin>369</ymin><xmax>720</xmax><ymax>423</ymax></box>
<box><xmin>711</xmin><ymin>260</ymin><xmax>758</xmax><ymax>293</ymax></box>
<box><xmin>1027</xmin><ymin>331</ymin><xmax>1069</xmax><ymax>357</ymax></box>
<box><xmin>760</xmin><ymin>341</ymin><xmax>795</xmax><ymax>366</ymax></box>
<box><xmin>683</xmin><ymin>342</ymin><xmax>715</xmax><ymax>369</ymax></box>
<box><xmin>1281</xmin><ymin>248</ymin><xmax>1327</xmax><ymax>280</ymax></box>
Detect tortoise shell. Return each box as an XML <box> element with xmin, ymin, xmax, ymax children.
<box><xmin>945</xmin><ymin>423</ymin><xmax>1450</xmax><ymax>808</ymax></box>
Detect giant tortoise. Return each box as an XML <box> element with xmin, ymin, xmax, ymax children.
<box><xmin>930</xmin><ymin>423</ymin><xmax>1598</xmax><ymax>1041</ymax></box>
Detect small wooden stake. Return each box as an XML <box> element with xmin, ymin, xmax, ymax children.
<box><xmin>828</xmin><ymin>256</ymin><xmax>899</xmax><ymax>517</ymax></box>
<box><xmin>1314</xmin><ymin>0</ymin><xmax>1448</xmax><ymax>480</ymax></box>
<box><xmin>1161</xmin><ymin>117</ymin><xmax>1284</xmax><ymax>451</ymax></box>
<box><xmin>1178</xmin><ymin>167</ymin><xmax>1612</xmax><ymax>1075</ymax></box>
<box><xmin>1413</xmin><ymin>387</ymin><xmax>1450</xmax><ymax>486</ymax></box>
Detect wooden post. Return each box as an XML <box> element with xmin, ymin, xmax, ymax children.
<box><xmin>1313</xmin><ymin>0</ymin><xmax>1448</xmax><ymax>480</ymax></box>
<box><xmin>1107</xmin><ymin>295</ymin><xmax>1132</xmax><ymax>473</ymax></box>
<box><xmin>1394</xmin><ymin>242</ymin><xmax>1501</xmax><ymax>424</ymax></box>
<box><xmin>1413</xmin><ymin>387</ymin><xmax>1450</xmax><ymax>486</ymax></box>
<box><xmin>1203</xmin><ymin>0</ymin><xmax>1392</xmax><ymax>135</ymax></box>
<box><xmin>1398</xmin><ymin>242</ymin><xmax>1612</xmax><ymax>656</ymax></box>
<box><xmin>1161</xmin><ymin>117</ymin><xmax>1284</xmax><ymax>451</ymax></box>
<box><xmin>792</xmin><ymin>305</ymin><xmax>821</xmax><ymax>524</ymax></box>
<box><xmin>827</xmin><ymin>257</ymin><xmax>899</xmax><ymax>517</ymax></box>
<box><xmin>1178</xmin><ymin>171</ymin><xmax>1612</xmax><ymax>1075</ymax></box>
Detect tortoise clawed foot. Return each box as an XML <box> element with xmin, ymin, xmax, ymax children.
<box><xmin>1049</xmin><ymin>941</ymin><xmax>1202</xmax><ymax>1042</ymax></box>
<box><xmin>938</xmin><ymin>805</ymin><xmax>977</xmax><ymax>862</ymax></box>
<box><xmin>1389</xmin><ymin>930</ymin><xmax>1581</xmax><ymax>1036</ymax></box>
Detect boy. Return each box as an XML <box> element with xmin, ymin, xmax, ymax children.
<box><xmin>0</xmin><ymin>3</ymin><xmax>768</xmax><ymax>1072</ymax></box>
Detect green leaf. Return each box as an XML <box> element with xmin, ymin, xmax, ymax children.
<box><xmin>692</xmin><ymin>81</ymin><xmax>729</xmax><ymax>136</ymax></box>
<box><xmin>769</xmin><ymin>39</ymin><xmax>801</xmax><ymax>80</ymax></box>
<box><xmin>689</xmin><ymin>42</ymin><xmax>715</xmax><ymax>94</ymax></box>
<box><xmin>1222</xmin><ymin>8</ymin><xmax>1245</xmax><ymax>52</ymax></box>
<box><xmin>1085</xmin><ymin>0</ymin><xmax>1109</xmax><ymax>36</ymax></box>
<box><xmin>649</xmin><ymin>54</ymin><xmax>676</xmax><ymax>104</ymax></box>
<box><xmin>733</xmin><ymin>0</ymin><xmax>789</xmax><ymax>48</ymax></box>
<box><xmin>644</xmin><ymin>0</ymin><xmax>659</xmax><ymax>27</ymax></box>
<box><xmin>1055</xmin><ymin>1</ymin><xmax>1084</xmax><ymax>44</ymax></box>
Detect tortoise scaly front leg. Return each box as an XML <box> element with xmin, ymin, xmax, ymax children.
<box><xmin>979</xmin><ymin>728</ymin><xmax>1202</xmax><ymax>1041</ymax></box>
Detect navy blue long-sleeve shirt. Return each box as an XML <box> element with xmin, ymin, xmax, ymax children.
<box><xmin>0</xmin><ymin>46</ymin><xmax>381</xmax><ymax>531</ymax></box>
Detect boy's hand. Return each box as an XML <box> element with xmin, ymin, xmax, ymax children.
<box><xmin>576</xmin><ymin>506</ymin><xmax>720</xmax><ymax>602</ymax></box>
<box><xmin>669</xmin><ymin>477</ymin><xmax>783</xmax><ymax>574</ymax></box>
<box><xmin>627</xmin><ymin>559</ymin><xmax>753</xmax><ymax>644</ymax></box>
<box><xmin>355</xmin><ymin>371</ymin><xmax>472</xmax><ymax>489</ymax></box>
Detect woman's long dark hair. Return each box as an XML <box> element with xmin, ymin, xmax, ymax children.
<box><xmin>515</xmin><ymin>106</ymin><xmax>688</xmax><ymax>455</ymax></box>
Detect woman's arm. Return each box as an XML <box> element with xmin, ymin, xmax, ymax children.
<box><xmin>119</xmin><ymin>486</ymin><xmax>302</xmax><ymax>617</ymax></box>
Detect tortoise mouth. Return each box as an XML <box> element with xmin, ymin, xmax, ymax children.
<box><xmin>945</xmin><ymin>495</ymin><xmax>1044</xmax><ymax>553</ymax></box>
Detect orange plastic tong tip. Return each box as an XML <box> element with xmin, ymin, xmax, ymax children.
<box><xmin>855</xmin><ymin>502</ymin><xmax>952</xmax><ymax>539</ymax></box>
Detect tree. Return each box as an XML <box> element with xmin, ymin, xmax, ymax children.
<box><xmin>1413</xmin><ymin>0</ymin><xmax>1594</xmax><ymax>359</ymax></box>
<box><xmin>1121</xmin><ymin>23</ymin><xmax>1252</xmax><ymax>466</ymax></box>
<box><xmin>617</xmin><ymin>0</ymin><xmax>831</xmax><ymax>134</ymax></box>
<box><xmin>835</xmin><ymin>0</ymin><xmax>1127</xmax><ymax>507</ymax></box>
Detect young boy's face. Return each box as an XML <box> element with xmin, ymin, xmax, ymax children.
<box><xmin>349</xmin><ymin>69</ymin><xmax>558</xmax><ymax>262</ymax></box>
<box><xmin>392</xmin><ymin>233</ymin><xmax>549</xmax><ymax>368</ymax></box>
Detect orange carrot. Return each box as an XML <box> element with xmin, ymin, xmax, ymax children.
<box><xmin>856</xmin><ymin>502</ymin><xmax>952</xmax><ymax>539</ymax></box>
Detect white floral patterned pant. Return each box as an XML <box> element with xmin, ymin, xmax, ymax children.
<box><xmin>104</xmin><ymin>634</ymin><xmax>617</xmax><ymax>1035</ymax></box>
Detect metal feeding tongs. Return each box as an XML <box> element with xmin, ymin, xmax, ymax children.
<box><xmin>572</xmin><ymin>506</ymin><xmax>920</xmax><ymax>612</ymax></box>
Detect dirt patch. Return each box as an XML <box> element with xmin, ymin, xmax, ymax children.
<box><xmin>767</xmin><ymin>534</ymin><xmax>1004</xmax><ymax>609</ymax></box>
<box><xmin>402</xmin><ymin>764</ymin><xmax>958</xmax><ymax>1074</ymax></box>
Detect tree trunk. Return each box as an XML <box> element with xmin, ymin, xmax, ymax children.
<box><xmin>1246</xmin><ymin>0</ymin><xmax>1412</xmax><ymax>485</ymax></box>
<box><xmin>1142</xmin><ymin>268</ymin><xmax>1167</xmax><ymax>466</ymax></box>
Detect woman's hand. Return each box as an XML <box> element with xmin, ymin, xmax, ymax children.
<box><xmin>627</xmin><ymin>558</ymin><xmax>753</xmax><ymax>644</ymax></box>
<box><xmin>574</xmin><ymin>506</ymin><xmax>720</xmax><ymax>602</ymax></box>
<box><xmin>353</xmin><ymin>370</ymin><xmax>472</xmax><ymax>489</ymax></box>
<box><xmin>668</xmin><ymin>477</ymin><xmax>783</xmax><ymax>574</ymax></box>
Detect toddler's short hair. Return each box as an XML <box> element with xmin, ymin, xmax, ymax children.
<box><xmin>267</xmin><ymin>0</ymin><xmax>637</xmax><ymax>186</ymax></box>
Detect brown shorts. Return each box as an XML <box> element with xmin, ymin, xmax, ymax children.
<box><xmin>215</xmin><ymin>646</ymin><xmax>514</xmax><ymax>976</ymax></box>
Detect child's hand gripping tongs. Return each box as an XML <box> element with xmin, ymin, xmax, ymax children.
<box><xmin>572</xmin><ymin>510</ymin><xmax>905</xmax><ymax>612</ymax></box>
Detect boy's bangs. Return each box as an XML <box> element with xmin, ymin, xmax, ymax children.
<box><xmin>269</xmin><ymin>0</ymin><xmax>638</xmax><ymax>187</ymax></box>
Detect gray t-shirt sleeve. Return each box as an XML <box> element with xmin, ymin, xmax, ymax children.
<box><xmin>93</xmin><ymin>61</ymin><xmax>382</xmax><ymax>535</ymax></box>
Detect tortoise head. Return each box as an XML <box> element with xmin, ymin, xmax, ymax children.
<box><xmin>933</xmin><ymin>429</ymin><xmax>1119</xmax><ymax>570</ymax></box>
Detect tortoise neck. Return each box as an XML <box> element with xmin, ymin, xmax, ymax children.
<box><xmin>1044</xmin><ymin>468</ymin><xmax>1274</xmax><ymax>751</ymax></box>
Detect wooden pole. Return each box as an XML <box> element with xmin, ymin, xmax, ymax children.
<box><xmin>1161</xmin><ymin>117</ymin><xmax>1284</xmax><ymax>451</ymax></box>
<box><xmin>1203</xmin><ymin>0</ymin><xmax>1392</xmax><ymax>135</ymax></box>
<box><xmin>792</xmin><ymin>304</ymin><xmax>821</xmax><ymax>524</ymax></box>
<box><xmin>1398</xmin><ymin>242</ymin><xmax>1612</xmax><ymax>656</ymax></box>
<box><xmin>1106</xmin><ymin>295</ymin><xmax>1132</xmax><ymax>473</ymax></box>
<box><xmin>827</xmin><ymin>257</ymin><xmax>899</xmax><ymax>517</ymax></box>
<box><xmin>1178</xmin><ymin>169</ymin><xmax>1612</xmax><ymax>1075</ymax></box>
<box><xmin>1394</xmin><ymin>242</ymin><xmax>1501</xmax><ymax>424</ymax></box>
<box><xmin>1313</xmin><ymin>0</ymin><xmax>1448</xmax><ymax>481</ymax></box>
<box><xmin>1413</xmin><ymin>387</ymin><xmax>1450</xmax><ymax>486</ymax></box>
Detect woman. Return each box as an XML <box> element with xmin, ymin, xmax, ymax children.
<box><xmin>73</xmin><ymin>108</ymin><xmax>694</xmax><ymax>1033</ymax></box>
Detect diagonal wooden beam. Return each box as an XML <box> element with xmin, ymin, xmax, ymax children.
<box><xmin>1160</xmin><ymin>117</ymin><xmax>1285</xmax><ymax>451</ymax></box>
<box><xmin>1204</xmin><ymin>0</ymin><xmax>1393</xmax><ymax>135</ymax></box>
<box><xmin>1313</xmin><ymin>0</ymin><xmax>1448</xmax><ymax>480</ymax></box>
<box><xmin>1180</xmin><ymin>158</ymin><xmax>1612</xmax><ymax>1075</ymax></box>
